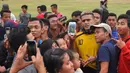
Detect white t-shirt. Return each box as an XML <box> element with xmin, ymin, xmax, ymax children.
<box><xmin>75</xmin><ymin>68</ymin><xmax>83</xmax><ymax>73</ymax></box>
<box><xmin>11</xmin><ymin>13</ymin><xmax>16</xmax><ymax>21</ymax></box>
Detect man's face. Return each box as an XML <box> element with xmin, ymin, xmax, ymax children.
<box><xmin>2</xmin><ymin>12</ymin><xmax>11</xmax><ymax>23</ymax></box>
<box><xmin>107</xmin><ymin>16</ymin><xmax>117</xmax><ymax>29</ymax></box>
<box><xmin>93</xmin><ymin>13</ymin><xmax>101</xmax><ymax>25</ymax></box>
<box><xmin>117</xmin><ymin>19</ymin><xmax>129</xmax><ymax>36</ymax></box>
<box><xmin>94</xmin><ymin>28</ymin><xmax>108</xmax><ymax>43</ymax></box>
<box><xmin>28</xmin><ymin>20</ymin><xmax>42</xmax><ymax>38</ymax></box>
<box><xmin>49</xmin><ymin>17</ymin><xmax>58</xmax><ymax>30</ymax></box>
<box><xmin>81</xmin><ymin>14</ymin><xmax>95</xmax><ymax>29</ymax></box>
<box><xmin>37</xmin><ymin>8</ymin><xmax>41</xmax><ymax>14</ymax></box>
<box><xmin>22</xmin><ymin>8</ymin><xmax>27</xmax><ymax>13</ymax></box>
<box><xmin>51</xmin><ymin>7</ymin><xmax>56</xmax><ymax>13</ymax></box>
<box><xmin>72</xmin><ymin>16</ymin><xmax>82</xmax><ymax>28</ymax></box>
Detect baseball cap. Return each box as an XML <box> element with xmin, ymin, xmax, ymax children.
<box><xmin>90</xmin><ymin>23</ymin><xmax>112</xmax><ymax>36</ymax></box>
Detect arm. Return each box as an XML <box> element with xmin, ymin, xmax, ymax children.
<box><xmin>100</xmin><ymin>62</ymin><xmax>109</xmax><ymax>73</ymax></box>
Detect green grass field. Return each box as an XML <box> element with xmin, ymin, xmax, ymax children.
<box><xmin>0</xmin><ymin>0</ymin><xmax>130</xmax><ymax>18</ymax></box>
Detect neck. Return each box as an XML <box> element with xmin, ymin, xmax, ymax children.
<box><xmin>41</xmin><ymin>33</ymin><xmax>49</xmax><ymax>41</ymax></box>
<box><xmin>102</xmin><ymin>37</ymin><xmax>111</xmax><ymax>44</ymax></box>
<box><xmin>50</xmin><ymin>29</ymin><xmax>58</xmax><ymax>39</ymax></box>
<box><xmin>121</xmin><ymin>31</ymin><xmax>130</xmax><ymax>41</ymax></box>
<box><xmin>35</xmin><ymin>38</ymin><xmax>41</xmax><ymax>43</ymax></box>
<box><xmin>23</xmin><ymin>11</ymin><xmax>27</xmax><ymax>14</ymax></box>
<box><xmin>54</xmin><ymin>11</ymin><xmax>58</xmax><ymax>14</ymax></box>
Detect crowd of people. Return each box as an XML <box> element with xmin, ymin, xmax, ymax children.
<box><xmin>0</xmin><ymin>2</ymin><xmax>130</xmax><ymax>73</ymax></box>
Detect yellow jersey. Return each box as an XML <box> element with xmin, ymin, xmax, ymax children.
<box><xmin>74</xmin><ymin>32</ymin><xmax>100</xmax><ymax>69</ymax></box>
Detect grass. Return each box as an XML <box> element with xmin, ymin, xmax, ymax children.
<box><xmin>0</xmin><ymin>0</ymin><xmax>130</xmax><ymax>18</ymax></box>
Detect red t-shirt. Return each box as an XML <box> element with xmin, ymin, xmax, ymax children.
<box><xmin>36</xmin><ymin>13</ymin><xmax>44</xmax><ymax>19</ymax></box>
<box><xmin>118</xmin><ymin>36</ymin><xmax>130</xmax><ymax>73</ymax></box>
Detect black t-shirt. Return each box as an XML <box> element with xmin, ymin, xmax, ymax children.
<box><xmin>39</xmin><ymin>39</ymin><xmax>53</xmax><ymax>56</ymax></box>
<box><xmin>0</xmin><ymin>41</ymin><xmax>8</xmax><ymax>66</ymax></box>
<box><xmin>0</xmin><ymin>26</ymin><xmax>5</xmax><ymax>42</ymax></box>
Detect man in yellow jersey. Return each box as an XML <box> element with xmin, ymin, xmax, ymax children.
<box><xmin>73</xmin><ymin>12</ymin><xmax>100</xmax><ymax>73</ymax></box>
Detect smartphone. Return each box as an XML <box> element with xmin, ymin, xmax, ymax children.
<box><xmin>5</xmin><ymin>27</ymin><xmax>10</xmax><ymax>35</ymax></box>
<box><xmin>27</xmin><ymin>40</ymin><xmax>37</xmax><ymax>61</ymax></box>
<box><xmin>68</xmin><ymin>22</ymin><xmax>76</xmax><ymax>35</ymax></box>
<box><xmin>112</xmin><ymin>31</ymin><xmax>119</xmax><ymax>40</ymax></box>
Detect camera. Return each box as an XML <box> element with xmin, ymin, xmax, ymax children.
<box><xmin>27</xmin><ymin>40</ymin><xmax>37</xmax><ymax>61</ymax></box>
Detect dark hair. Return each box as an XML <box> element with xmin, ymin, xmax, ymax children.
<box><xmin>40</xmin><ymin>18</ymin><xmax>50</xmax><ymax>28</ymax></box>
<box><xmin>1</xmin><ymin>10</ymin><xmax>11</xmax><ymax>18</ymax></box>
<box><xmin>29</xmin><ymin>17</ymin><xmax>43</xmax><ymax>27</ymax></box>
<box><xmin>44</xmin><ymin>12</ymin><xmax>52</xmax><ymax>18</ymax></box>
<box><xmin>40</xmin><ymin>5</ymin><xmax>47</xmax><ymax>12</ymax></box>
<box><xmin>107</xmin><ymin>13</ymin><xmax>117</xmax><ymax>19</ymax></box>
<box><xmin>8</xmin><ymin>26</ymin><xmax>30</xmax><ymax>52</ymax></box>
<box><xmin>126</xmin><ymin>10</ymin><xmax>130</xmax><ymax>16</ymax></box>
<box><xmin>52</xmin><ymin>40</ymin><xmax>59</xmax><ymax>47</ymax></box>
<box><xmin>67</xmin><ymin>49</ymin><xmax>77</xmax><ymax>60</ymax></box>
<box><xmin>51</xmin><ymin>4</ymin><xmax>57</xmax><ymax>8</ymax></box>
<box><xmin>118</xmin><ymin>14</ymin><xmax>130</xmax><ymax>27</ymax></box>
<box><xmin>71</xmin><ymin>10</ymin><xmax>82</xmax><ymax>17</ymax></box>
<box><xmin>37</xmin><ymin>6</ymin><xmax>41</xmax><ymax>8</ymax></box>
<box><xmin>92</xmin><ymin>8</ymin><xmax>102</xmax><ymax>16</ymax></box>
<box><xmin>21</xmin><ymin>5</ymin><xmax>28</xmax><ymax>9</ymax></box>
<box><xmin>44</xmin><ymin>48</ymin><xmax>66</xmax><ymax>73</ymax></box>
<box><xmin>47</xmin><ymin>14</ymin><xmax>57</xmax><ymax>20</ymax></box>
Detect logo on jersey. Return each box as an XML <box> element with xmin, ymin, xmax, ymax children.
<box><xmin>78</xmin><ymin>39</ymin><xmax>83</xmax><ymax>45</ymax></box>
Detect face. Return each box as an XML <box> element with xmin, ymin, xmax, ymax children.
<box><xmin>107</xmin><ymin>16</ymin><xmax>117</xmax><ymax>29</ymax></box>
<box><xmin>22</xmin><ymin>8</ymin><xmax>27</xmax><ymax>13</ymax></box>
<box><xmin>71</xmin><ymin>53</ymin><xmax>80</xmax><ymax>69</ymax></box>
<box><xmin>28</xmin><ymin>20</ymin><xmax>42</xmax><ymax>39</ymax></box>
<box><xmin>51</xmin><ymin>7</ymin><xmax>56</xmax><ymax>12</ymax></box>
<box><xmin>94</xmin><ymin>28</ymin><xmax>109</xmax><ymax>43</ymax></box>
<box><xmin>117</xmin><ymin>19</ymin><xmax>129</xmax><ymax>36</ymax></box>
<box><xmin>64</xmin><ymin>34</ymin><xmax>70</xmax><ymax>48</ymax></box>
<box><xmin>59</xmin><ymin>53</ymin><xmax>74</xmax><ymax>73</ymax></box>
<box><xmin>81</xmin><ymin>14</ymin><xmax>95</xmax><ymax>30</ymax></box>
<box><xmin>49</xmin><ymin>17</ymin><xmax>58</xmax><ymax>30</ymax></box>
<box><xmin>57</xmin><ymin>38</ymin><xmax>68</xmax><ymax>50</ymax></box>
<box><xmin>93</xmin><ymin>13</ymin><xmax>101</xmax><ymax>25</ymax></box>
<box><xmin>2</xmin><ymin>12</ymin><xmax>11</xmax><ymax>23</ymax></box>
<box><xmin>37</xmin><ymin>8</ymin><xmax>41</xmax><ymax>13</ymax></box>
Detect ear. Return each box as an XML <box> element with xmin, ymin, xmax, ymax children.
<box><xmin>44</xmin><ymin>26</ymin><xmax>48</xmax><ymax>31</ymax></box>
<box><xmin>105</xmin><ymin>32</ymin><xmax>109</xmax><ymax>37</ymax></box>
<box><xmin>41</xmin><ymin>28</ymin><xmax>44</xmax><ymax>34</ymax></box>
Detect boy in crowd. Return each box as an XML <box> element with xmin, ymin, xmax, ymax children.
<box><xmin>113</xmin><ymin>14</ymin><xmax>130</xmax><ymax>73</ymax></box>
<box><xmin>19</xmin><ymin>5</ymin><xmax>31</xmax><ymax>25</ymax></box>
<box><xmin>51</xmin><ymin>4</ymin><xmax>63</xmax><ymax>18</ymax></box>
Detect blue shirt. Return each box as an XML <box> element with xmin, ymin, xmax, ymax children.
<box><xmin>97</xmin><ymin>39</ymin><xmax>120</xmax><ymax>73</ymax></box>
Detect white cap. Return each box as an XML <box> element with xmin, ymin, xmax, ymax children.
<box><xmin>90</xmin><ymin>23</ymin><xmax>112</xmax><ymax>36</ymax></box>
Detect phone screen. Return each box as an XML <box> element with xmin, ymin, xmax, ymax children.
<box><xmin>5</xmin><ymin>27</ymin><xmax>10</xmax><ymax>35</ymax></box>
<box><xmin>68</xmin><ymin>22</ymin><xmax>76</xmax><ymax>35</ymax></box>
<box><xmin>27</xmin><ymin>40</ymin><xmax>37</xmax><ymax>61</ymax></box>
